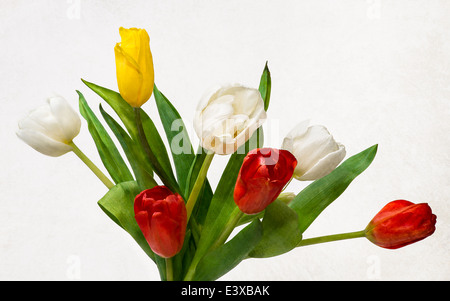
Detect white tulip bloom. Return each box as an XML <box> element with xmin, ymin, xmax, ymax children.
<box><xmin>194</xmin><ymin>84</ymin><xmax>267</xmax><ymax>155</ymax></box>
<box><xmin>282</xmin><ymin>121</ymin><xmax>346</xmax><ymax>181</ymax></box>
<box><xmin>17</xmin><ymin>96</ymin><xmax>81</xmax><ymax>157</ymax></box>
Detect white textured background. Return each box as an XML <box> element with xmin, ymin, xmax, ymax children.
<box><xmin>1</xmin><ymin>0</ymin><xmax>449</xmax><ymax>280</ymax></box>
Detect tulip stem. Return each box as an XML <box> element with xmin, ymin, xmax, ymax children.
<box><xmin>165</xmin><ymin>257</ymin><xmax>173</xmax><ymax>281</ymax></box>
<box><xmin>69</xmin><ymin>141</ymin><xmax>115</xmax><ymax>189</ymax></box>
<box><xmin>210</xmin><ymin>207</ymin><xmax>244</xmax><ymax>251</ymax></box>
<box><xmin>296</xmin><ymin>230</ymin><xmax>366</xmax><ymax>247</ymax></box>
<box><xmin>183</xmin><ymin>207</ymin><xmax>244</xmax><ymax>281</ymax></box>
<box><xmin>185</xmin><ymin>151</ymin><xmax>215</xmax><ymax>222</ymax></box>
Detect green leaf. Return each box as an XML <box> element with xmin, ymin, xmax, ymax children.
<box><xmin>138</xmin><ymin>108</ymin><xmax>179</xmax><ymax>190</ymax></box>
<box><xmin>289</xmin><ymin>144</ymin><xmax>378</xmax><ymax>234</ymax></box>
<box><xmin>99</xmin><ymin>105</ymin><xmax>157</xmax><ymax>190</ymax></box>
<box><xmin>193</xmin><ymin>219</ymin><xmax>263</xmax><ymax>281</ymax></box>
<box><xmin>77</xmin><ymin>91</ymin><xmax>134</xmax><ymax>184</ymax></box>
<box><xmin>97</xmin><ymin>181</ymin><xmax>154</xmax><ymax>260</ymax></box>
<box><xmin>258</xmin><ymin>61</ymin><xmax>271</xmax><ymax>111</ymax></box>
<box><xmin>81</xmin><ymin>79</ymin><xmax>138</xmax><ymax>139</ymax></box>
<box><xmin>248</xmin><ymin>199</ymin><xmax>302</xmax><ymax>258</ymax></box>
<box><xmin>153</xmin><ymin>85</ymin><xmax>195</xmax><ymax>194</ymax></box>
<box><xmin>81</xmin><ymin>79</ymin><xmax>179</xmax><ymax>192</ymax></box>
<box><xmin>97</xmin><ymin>181</ymin><xmax>167</xmax><ymax>280</ymax></box>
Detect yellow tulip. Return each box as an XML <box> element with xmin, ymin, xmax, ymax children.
<box><xmin>114</xmin><ymin>27</ymin><xmax>154</xmax><ymax>108</ymax></box>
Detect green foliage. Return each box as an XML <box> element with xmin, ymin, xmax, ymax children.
<box><xmin>77</xmin><ymin>62</ymin><xmax>378</xmax><ymax>281</ymax></box>
<box><xmin>289</xmin><ymin>144</ymin><xmax>378</xmax><ymax>234</ymax></box>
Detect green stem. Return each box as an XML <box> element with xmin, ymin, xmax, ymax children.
<box><xmin>185</xmin><ymin>151</ymin><xmax>214</xmax><ymax>222</ymax></box>
<box><xmin>133</xmin><ymin>107</ymin><xmax>180</xmax><ymax>194</ymax></box>
<box><xmin>183</xmin><ymin>206</ymin><xmax>244</xmax><ymax>281</ymax></box>
<box><xmin>69</xmin><ymin>141</ymin><xmax>114</xmax><ymax>189</ymax></box>
<box><xmin>165</xmin><ymin>257</ymin><xmax>173</xmax><ymax>281</ymax></box>
<box><xmin>210</xmin><ymin>207</ymin><xmax>244</xmax><ymax>251</ymax></box>
<box><xmin>297</xmin><ymin>230</ymin><xmax>366</xmax><ymax>247</ymax></box>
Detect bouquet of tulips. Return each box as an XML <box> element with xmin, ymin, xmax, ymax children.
<box><xmin>17</xmin><ymin>27</ymin><xmax>437</xmax><ymax>281</ymax></box>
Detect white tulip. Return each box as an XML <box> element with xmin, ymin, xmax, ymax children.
<box><xmin>194</xmin><ymin>84</ymin><xmax>267</xmax><ymax>155</ymax></box>
<box><xmin>282</xmin><ymin>121</ymin><xmax>346</xmax><ymax>181</ymax></box>
<box><xmin>17</xmin><ymin>96</ymin><xmax>81</xmax><ymax>157</ymax></box>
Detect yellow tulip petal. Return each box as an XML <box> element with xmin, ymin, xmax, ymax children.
<box><xmin>115</xmin><ymin>27</ymin><xmax>154</xmax><ymax>107</ymax></box>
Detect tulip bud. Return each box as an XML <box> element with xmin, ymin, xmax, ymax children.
<box><xmin>365</xmin><ymin>200</ymin><xmax>437</xmax><ymax>249</ymax></box>
<box><xmin>282</xmin><ymin>121</ymin><xmax>346</xmax><ymax>181</ymax></box>
<box><xmin>134</xmin><ymin>186</ymin><xmax>187</xmax><ymax>258</ymax></box>
<box><xmin>17</xmin><ymin>96</ymin><xmax>81</xmax><ymax>157</ymax></box>
<box><xmin>194</xmin><ymin>84</ymin><xmax>267</xmax><ymax>155</ymax></box>
<box><xmin>234</xmin><ymin>148</ymin><xmax>297</xmax><ymax>214</ymax></box>
<box><xmin>114</xmin><ymin>27</ymin><xmax>154</xmax><ymax>108</ymax></box>
<box><xmin>277</xmin><ymin>192</ymin><xmax>296</xmax><ymax>205</ymax></box>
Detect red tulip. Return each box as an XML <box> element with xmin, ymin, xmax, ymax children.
<box><xmin>365</xmin><ymin>200</ymin><xmax>436</xmax><ymax>249</ymax></box>
<box><xmin>134</xmin><ymin>186</ymin><xmax>187</xmax><ymax>258</ymax></box>
<box><xmin>234</xmin><ymin>148</ymin><xmax>297</xmax><ymax>214</ymax></box>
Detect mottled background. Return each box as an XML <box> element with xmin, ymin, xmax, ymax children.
<box><xmin>1</xmin><ymin>0</ymin><xmax>448</xmax><ymax>280</ymax></box>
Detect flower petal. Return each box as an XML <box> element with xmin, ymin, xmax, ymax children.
<box><xmin>297</xmin><ymin>143</ymin><xmax>346</xmax><ymax>181</ymax></box>
<box><xmin>48</xmin><ymin>96</ymin><xmax>81</xmax><ymax>142</ymax></box>
<box><xmin>16</xmin><ymin>129</ymin><xmax>72</xmax><ymax>157</ymax></box>
<box><xmin>194</xmin><ymin>84</ymin><xmax>266</xmax><ymax>155</ymax></box>
<box><xmin>26</xmin><ymin>104</ymin><xmax>67</xmax><ymax>142</ymax></box>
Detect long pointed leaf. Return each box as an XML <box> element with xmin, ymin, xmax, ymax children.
<box><xmin>153</xmin><ymin>85</ymin><xmax>195</xmax><ymax>193</ymax></box>
<box><xmin>78</xmin><ymin>91</ymin><xmax>133</xmax><ymax>184</ymax></box>
<box><xmin>193</xmin><ymin>219</ymin><xmax>263</xmax><ymax>281</ymax></box>
<box><xmin>289</xmin><ymin>144</ymin><xmax>378</xmax><ymax>234</ymax></box>
<box><xmin>99</xmin><ymin>105</ymin><xmax>157</xmax><ymax>190</ymax></box>
<box><xmin>81</xmin><ymin>79</ymin><xmax>138</xmax><ymax>139</ymax></box>
<box><xmin>258</xmin><ymin>61</ymin><xmax>271</xmax><ymax>111</ymax></box>
<box><xmin>81</xmin><ymin>80</ymin><xmax>180</xmax><ymax>192</ymax></box>
<box><xmin>138</xmin><ymin>109</ymin><xmax>179</xmax><ymax>190</ymax></box>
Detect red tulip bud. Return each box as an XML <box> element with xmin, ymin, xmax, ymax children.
<box><xmin>234</xmin><ymin>148</ymin><xmax>297</xmax><ymax>214</ymax></box>
<box><xmin>134</xmin><ymin>186</ymin><xmax>187</xmax><ymax>258</ymax></box>
<box><xmin>365</xmin><ymin>200</ymin><xmax>436</xmax><ymax>249</ymax></box>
